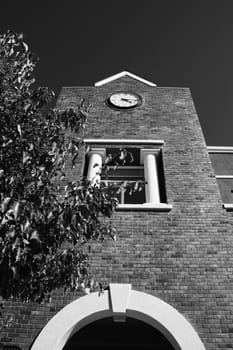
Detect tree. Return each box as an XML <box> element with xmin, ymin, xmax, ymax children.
<box><xmin>0</xmin><ymin>30</ymin><xmax>118</xmax><ymax>306</ymax></box>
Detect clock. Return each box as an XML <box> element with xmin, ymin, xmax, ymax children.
<box><xmin>108</xmin><ymin>92</ymin><xmax>141</xmax><ymax>109</ymax></box>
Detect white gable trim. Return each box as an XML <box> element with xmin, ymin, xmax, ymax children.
<box><xmin>94</xmin><ymin>71</ymin><xmax>157</xmax><ymax>87</ymax></box>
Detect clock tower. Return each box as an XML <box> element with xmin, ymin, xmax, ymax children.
<box><xmin>2</xmin><ymin>71</ymin><xmax>233</xmax><ymax>350</ymax></box>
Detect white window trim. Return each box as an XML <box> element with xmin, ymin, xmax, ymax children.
<box><xmin>215</xmin><ymin>175</ymin><xmax>233</xmax><ymax>179</ymax></box>
<box><xmin>223</xmin><ymin>203</ymin><xmax>233</xmax><ymax>211</ymax></box>
<box><xmin>84</xmin><ymin>139</ymin><xmax>164</xmax><ymax>145</ymax></box>
<box><xmin>117</xmin><ymin>203</ymin><xmax>173</xmax><ymax>211</ymax></box>
<box><xmin>85</xmin><ymin>140</ymin><xmax>172</xmax><ymax>211</ymax></box>
<box><xmin>207</xmin><ymin>146</ymin><xmax>233</xmax><ymax>153</ymax></box>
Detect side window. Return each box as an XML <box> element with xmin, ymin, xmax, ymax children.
<box><xmin>208</xmin><ymin>148</ymin><xmax>233</xmax><ymax>210</ymax></box>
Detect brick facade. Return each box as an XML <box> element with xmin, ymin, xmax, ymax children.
<box><xmin>1</xmin><ymin>74</ymin><xmax>233</xmax><ymax>349</ymax></box>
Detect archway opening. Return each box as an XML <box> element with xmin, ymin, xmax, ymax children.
<box><xmin>62</xmin><ymin>316</ymin><xmax>175</xmax><ymax>350</ymax></box>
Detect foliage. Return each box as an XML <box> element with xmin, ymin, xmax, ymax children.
<box><xmin>0</xmin><ymin>30</ymin><xmax>118</xmax><ymax>303</ymax></box>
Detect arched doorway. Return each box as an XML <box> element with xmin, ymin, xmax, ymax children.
<box><xmin>62</xmin><ymin>316</ymin><xmax>175</xmax><ymax>350</ymax></box>
<box><xmin>31</xmin><ymin>284</ymin><xmax>205</xmax><ymax>350</ymax></box>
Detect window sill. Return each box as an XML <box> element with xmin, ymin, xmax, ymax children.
<box><xmin>116</xmin><ymin>203</ymin><xmax>173</xmax><ymax>211</ymax></box>
<box><xmin>223</xmin><ymin>203</ymin><xmax>233</xmax><ymax>211</ymax></box>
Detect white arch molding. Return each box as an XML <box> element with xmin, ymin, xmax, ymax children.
<box><xmin>31</xmin><ymin>284</ymin><xmax>206</xmax><ymax>350</ymax></box>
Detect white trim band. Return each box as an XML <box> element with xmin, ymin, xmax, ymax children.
<box><xmin>223</xmin><ymin>203</ymin><xmax>233</xmax><ymax>211</ymax></box>
<box><xmin>215</xmin><ymin>175</ymin><xmax>233</xmax><ymax>179</ymax></box>
<box><xmin>94</xmin><ymin>71</ymin><xmax>157</xmax><ymax>87</ymax></box>
<box><xmin>84</xmin><ymin>139</ymin><xmax>165</xmax><ymax>145</ymax></box>
<box><xmin>207</xmin><ymin>146</ymin><xmax>233</xmax><ymax>153</ymax></box>
<box><xmin>117</xmin><ymin>203</ymin><xmax>172</xmax><ymax>211</ymax></box>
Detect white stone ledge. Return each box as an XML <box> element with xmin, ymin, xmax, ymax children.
<box><xmin>223</xmin><ymin>203</ymin><xmax>233</xmax><ymax>211</ymax></box>
<box><xmin>116</xmin><ymin>203</ymin><xmax>173</xmax><ymax>211</ymax></box>
<box><xmin>84</xmin><ymin>139</ymin><xmax>165</xmax><ymax>145</ymax></box>
<box><xmin>207</xmin><ymin>146</ymin><xmax>233</xmax><ymax>153</ymax></box>
<box><xmin>216</xmin><ymin>175</ymin><xmax>233</xmax><ymax>179</ymax></box>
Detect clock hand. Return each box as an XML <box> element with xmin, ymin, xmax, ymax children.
<box><xmin>121</xmin><ymin>98</ymin><xmax>131</xmax><ymax>103</ymax></box>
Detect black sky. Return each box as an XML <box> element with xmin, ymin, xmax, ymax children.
<box><xmin>1</xmin><ymin>1</ymin><xmax>233</xmax><ymax>145</ymax></box>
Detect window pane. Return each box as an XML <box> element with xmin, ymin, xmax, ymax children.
<box><xmin>209</xmin><ymin>153</ymin><xmax>233</xmax><ymax>175</ymax></box>
<box><xmin>217</xmin><ymin>178</ymin><xmax>233</xmax><ymax>203</ymax></box>
<box><xmin>101</xmin><ymin>181</ymin><xmax>145</xmax><ymax>204</ymax></box>
<box><xmin>103</xmin><ymin>166</ymin><xmax>144</xmax><ymax>180</ymax></box>
<box><xmin>106</xmin><ymin>148</ymin><xmax>140</xmax><ymax>166</ymax></box>
<box><xmin>124</xmin><ymin>186</ymin><xmax>145</xmax><ymax>204</ymax></box>
<box><xmin>101</xmin><ymin>181</ymin><xmax>123</xmax><ymax>203</ymax></box>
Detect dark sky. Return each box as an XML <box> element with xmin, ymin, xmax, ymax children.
<box><xmin>1</xmin><ymin>1</ymin><xmax>233</xmax><ymax>146</ymax></box>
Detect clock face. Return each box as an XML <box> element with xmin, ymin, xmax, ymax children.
<box><xmin>108</xmin><ymin>92</ymin><xmax>141</xmax><ymax>109</ymax></box>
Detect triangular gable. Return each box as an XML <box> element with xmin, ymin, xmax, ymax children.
<box><xmin>94</xmin><ymin>71</ymin><xmax>157</xmax><ymax>87</ymax></box>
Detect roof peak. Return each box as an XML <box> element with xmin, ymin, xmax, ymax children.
<box><xmin>94</xmin><ymin>71</ymin><xmax>157</xmax><ymax>87</ymax></box>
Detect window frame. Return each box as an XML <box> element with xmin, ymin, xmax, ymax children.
<box><xmin>208</xmin><ymin>146</ymin><xmax>233</xmax><ymax>211</ymax></box>
<box><xmin>101</xmin><ymin>164</ymin><xmax>145</xmax><ymax>205</ymax></box>
<box><xmin>84</xmin><ymin>139</ymin><xmax>172</xmax><ymax>211</ymax></box>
